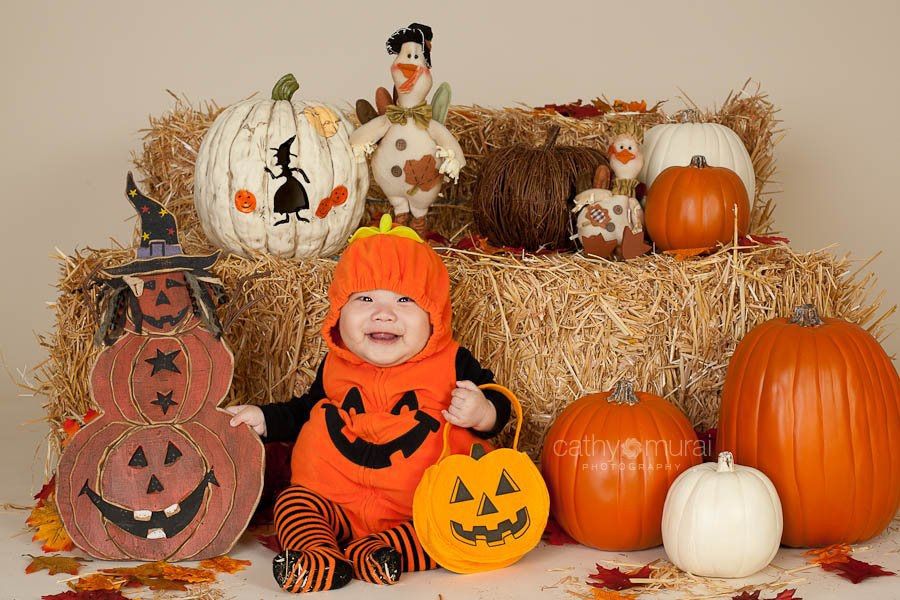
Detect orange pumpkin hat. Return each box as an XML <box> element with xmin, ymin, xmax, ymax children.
<box><xmin>322</xmin><ymin>214</ymin><xmax>452</xmax><ymax>365</ymax></box>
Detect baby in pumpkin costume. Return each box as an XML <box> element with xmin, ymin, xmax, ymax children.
<box><xmin>226</xmin><ymin>216</ymin><xmax>512</xmax><ymax>592</ymax></box>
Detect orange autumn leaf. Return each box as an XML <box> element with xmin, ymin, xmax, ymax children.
<box><xmin>138</xmin><ymin>577</ymin><xmax>188</xmax><ymax>591</ymax></box>
<box><xmin>804</xmin><ymin>543</ymin><xmax>852</xmax><ymax>565</ymax></box>
<box><xmin>404</xmin><ymin>154</ymin><xmax>442</xmax><ymax>194</ymax></box>
<box><xmin>663</xmin><ymin>246</ymin><xmax>713</xmax><ymax>261</ymax></box>
<box><xmin>68</xmin><ymin>574</ymin><xmax>127</xmax><ymax>592</ymax></box>
<box><xmin>593</xmin><ymin>588</ymin><xmax>629</xmax><ymax>599</ymax></box>
<box><xmin>612</xmin><ymin>99</ymin><xmax>648</xmax><ymax>112</ymax></box>
<box><xmin>27</xmin><ymin>500</ymin><xmax>74</xmax><ymax>552</ymax></box>
<box><xmin>25</xmin><ymin>554</ymin><xmax>88</xmax><ymax>576</ymax></box>
<box><xmin>159</xmin><ymin>563</ymin><xmax>217</xmax><ymax>583</ymax></box>
<box><xmin>200</xmin><ymin>555</ymin><xmax>252</xmax><ymax>574</ymax></box>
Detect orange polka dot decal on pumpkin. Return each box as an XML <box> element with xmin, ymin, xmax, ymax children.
<box><xmin>413</xmin><ymin>384</ymin><xmax>549</xmax><ymax>573</ymax></box>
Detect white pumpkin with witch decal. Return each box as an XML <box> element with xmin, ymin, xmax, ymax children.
<box><xmin>194</xmin><ymin>74</ymin><xmax>368</xmax><ymax>259</ymax></box>
<box><xmin>350</xmin><ymin>22</ymin><xmax>465</xmax><ymax>236</ymax></box>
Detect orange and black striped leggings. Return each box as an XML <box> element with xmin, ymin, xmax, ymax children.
<box><xmin>273</xmin><ymin>485</ymin><xmax>436</xmax><ymax>586</ymax></box>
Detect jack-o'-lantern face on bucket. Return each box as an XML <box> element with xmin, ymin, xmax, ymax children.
<box><xmin>80</xmin><ymin>425</ymin><xmax>218</xmax><ymax>542</ymax></box>
<box><xmin>133</xmin><ymin>272</ymin><xmax>192</xmax><ymax>332</ymax></box>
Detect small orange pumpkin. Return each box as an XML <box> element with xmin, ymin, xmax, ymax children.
<box><xmin>541</xmin><ymin>380</ymin><xmax>701</xmax><ymax>551</ymax></box>
<box><xmin>717</xmin><ymin>304</ymin><xmax>900</xmax><ymax>547</ymax></box>
<box><xmin>413</xmin><ymin>385</ymin><xmax>549</xmax><ymax>573</ymax></box>
<box><xmin>233</xmin><ymin>189</ymin><xmax>256</xmax><ymax>213</ymax></box>
<box><xmin>644</xmin><ymin>155</ymin><xmax>749</xmax><ymax>250</ymax></box>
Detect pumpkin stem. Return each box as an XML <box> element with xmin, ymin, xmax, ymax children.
<box><xmin>272</xmin><ymin>74</ymin><xmax>300</xmax><ymax>102</ymax></box>
<box><xmin>676</xmin><ymin>109</ymin><xmax>702</xmax><ymax>124</ymax></box>
<box><xmin>789</xmin><ymin>303</ymin><xmax>824</xmax><ymax>327</ymax></box>
<box><xmin>716</xmin><ymin>451</ymin><xmax>735</xmax><ymax>473</ymax></box>
<box><xmin>689</xmin><ymin>155</ymin><xmax>708</xmax><ymax>169</ymax></box>
<box><xmin>608</xmin><ymin>380</ymin><xmax>639</xmax><ymax>406</ymax></box>
<box><xmin>543</xmin><ymin>125</ymin><xmax>561</xmax><ymax>150</ymax></box>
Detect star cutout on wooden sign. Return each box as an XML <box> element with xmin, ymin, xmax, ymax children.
<box><xmin>151</xmin><ymin>390</ymin><xmax>178</xmax><ymax>414</ymax></box>
<box><xmin>145</xmin><ymin>349</ymin><xmax>181</xmax><ymax>375</ymax></box>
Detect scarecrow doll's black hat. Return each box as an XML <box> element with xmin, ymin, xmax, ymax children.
<box><xmin>104</xmin><ymin>173</ymin><xmax>219</xmax><ymax>276</ymax></box>
<box><xmin>386</xmin><ymin>23</ymin><xmax>433</xmax><ymax>67</ymax></box>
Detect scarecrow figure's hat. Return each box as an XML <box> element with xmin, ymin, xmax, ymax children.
<box><xmin>104</xmin><ymin>173</ymin><xmax>219</xmax><ymax>276</ymax></box>
<box><xmin>386</xmin><ymin>23</ymin><xmax>433</xmax><ymax>67</ymax></box>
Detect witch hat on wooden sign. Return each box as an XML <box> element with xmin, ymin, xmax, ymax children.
<box><xmin>105</xmin><ymin>173</ymin><xmax>219</xmax><ymax>276</ymax></box>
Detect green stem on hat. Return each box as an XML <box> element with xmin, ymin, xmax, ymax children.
<box><xmin>272</xmin><ymin>74</ymin><xmax>300</xmax><ymax>101</ymax></box>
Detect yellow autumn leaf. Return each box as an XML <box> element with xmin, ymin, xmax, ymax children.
<box><xmin>200</xmin><ymin>555</ymin><xmax>252</xmax><ymax>574</ymax></box>
<box><xmin>68</xmin><ymin>573</ymin><xmax>127</xmax><ymax>591</ymax></box>
<box><xmin>25</xmin><ymin>554</ymin><xmax>88</xmax><ymax>576</ymax></box>
<box><xmin>593</xmin><ymin>588</ymin><xmax>629</xmax><ymax>599</ymax></box>
<box><xmin>26</xmin><ymin>501</ymin><xmax>74</xmax><ymax>553</ymax></box>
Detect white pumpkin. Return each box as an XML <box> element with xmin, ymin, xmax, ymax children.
<box><xmin>194</xmin><ymin>74</ymin><xmax>368</xmax><ymax>259</ymax></box>
<box><xmin>640</xmin><ymin>119</ymin><xmax>755</xmax><ymax>209</ymax></box>
<box><xmin>661</xmin><ymin>451</ymin><xmax>782</xmax><ymax>578</ymax></box>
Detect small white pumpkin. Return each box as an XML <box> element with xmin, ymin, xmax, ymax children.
<box><xmin>640</xmin><ymin>117</ymin><xmax>755</xmax><ymax>209</ymax></box>
<box><xmin>194</xmin><ymin>74</ymin><xmax>368</xmax><ymax>259</ymax></box>
<box><xmin>661</xmin><ymin>451</ymin><xmax>783</xmax><ymax>578</ymax></box>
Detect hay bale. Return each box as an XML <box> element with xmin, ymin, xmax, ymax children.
<box><xmin>33</xmin><ymin>243</ymin><xmax>892</xmax><ymax>462</ymax></box>
<box><xmin>30</xmin><ymin>82</ymin><xmax>891</xmax><ymax>464</ymax></box>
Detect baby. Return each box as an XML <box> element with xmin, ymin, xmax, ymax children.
<box><xmin>226</xmin><ymin>217</ymin><xmax>511</xmax><ymax>592</ymax></box>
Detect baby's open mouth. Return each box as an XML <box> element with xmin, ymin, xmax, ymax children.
<box><xmin>367</xmin><ymin>332</ymin><xmax>401</xmax><ymax>343</ymax></box>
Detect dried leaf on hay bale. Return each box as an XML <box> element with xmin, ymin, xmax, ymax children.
<box><xmin>31</xmin><ymin>237</ymin><xmax>891</xmax><ymax>463</ymax></box>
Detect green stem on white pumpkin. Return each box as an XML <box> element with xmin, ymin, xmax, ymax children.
<box><xmin>689</xmin><ymin>155</ymin><xmax>709</xmax><ymax>169</ymax></box>
<box><xmin>716</xmin><ymin>451</ymin><xmax>735</xmax><ymax>473</ymax></box>
<box><xmin>608</xmin><ymin>380</ymin><xmax>639</xmax><ymax>406</ymax></box>
<box><xmin>272</xmin><ymin>74</ymin><xmax>300</xmax><ymax>102</ymax></box>
<box><xmin>789</xmin><ymin>304</ymin><xmax>824</xmax><ymax>327</ymax></box>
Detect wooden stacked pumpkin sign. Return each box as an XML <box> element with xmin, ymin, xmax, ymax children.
<box><xmin>55</xmin><ymin>175</ymin><xmax>264</xmax><ymax>561</ymax></box>
<box><xmin>194</xmin><ymin>73</ymin><xmax>368</xmax><ymax>258</ymax></box>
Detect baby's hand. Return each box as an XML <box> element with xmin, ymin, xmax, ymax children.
<box><xmin>442</xmin><ymin>380</ymin><xmax>496</xmax><ymax>432</ymax></box>
<box><xmin>223</xmin><ymin>405</ymin><xmax>267</xmax><ymax>437</ymax></box>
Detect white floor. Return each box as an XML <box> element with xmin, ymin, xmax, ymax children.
<box><xmin>3</xmin><ymin>386</ymin><xmax>899</xmax><ymax>599</ymax></box>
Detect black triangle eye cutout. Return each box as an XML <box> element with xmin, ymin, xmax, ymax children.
<box><xmin>391</xmin><ymin>390</ymin><xmax>419</xmax><ymax>415</ymax></box>
<box><xmin>128</xmin><ymin>446</ymin><xmax>148</xmax><ymax>468</ymax></box>
<box><xmin>164</xmin><ymin>441</ymin><xmax>183</xmax><ymax>465</ymax></box>
<box><xmin>450</xmin><ymin>476</ymin><xmax>474</xmax><ymax>503</ymax></box>
<box><xmin>341</xmin><ymin>387</ymin><xmax>365</xmax><ymax>415</ymax></box>
<box><xmin>496</xmin><ymin>469</ymin><xmax>521</xmax><ymax>495</ymax></box>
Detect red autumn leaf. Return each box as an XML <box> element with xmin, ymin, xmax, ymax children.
<box><xmin>738</xmin><ymin>235</ymin><xmax>791</xmax><ymax>247</ymax></box>
<box><xmin>732</xmin><ymin>590</ymin><xmax>801</xmax><ymax>600</ymax></box>
<box><xmin>542</xmin><ymin>518</ymin><xmax>577</xmax><ymax>546</ymax></box>
<box><xmin>42</xmin><ymin>591</ymin><xmax>129</xmax><ymax>600</ymax></box>
<box><xmin>403</xmin><ymin>155</ymin><xmax>443</xmax><ymax>194</ymax></box>
<box><xmin>731</xmin><ymin>592</ymin><xmax>760</xmax><ymax>600</ymax></box>
<box><xmin>820</xmin><ymin>556</ymin><xmax>895</xmax><ymax>584</ymax></box>
<box><xmin>34</xmin><ymin>476</ymin><xmax>56</xmax><ymax>505</ymax></box>
<box><xmin>257</xmin><ymin>532</ymin><xmax>283</xmax><ymax>553</ymax></box>
<box><xmin>588</xmin><ymin>563</ymin><xmax>652</xmax><ymax>591</ymax></box>
<box><xmin>539</xmin><ymin>100</ymin><xmax>604</xmax><ymax>119</ymax></box>
<box><xmin>773</xmin><ymin>590</ymin><xmax>801</xmax><ymax>600</ymax></box>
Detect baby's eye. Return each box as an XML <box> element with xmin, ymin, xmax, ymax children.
<box><xmin>398</xmin><ymin>297</ymin><xmax>414</xmax><ymax>303</ymax></box>
<box><xmin>356</xmin><ymin>295</ymin><xmax>373</xmax><ymax>302</ymax></box>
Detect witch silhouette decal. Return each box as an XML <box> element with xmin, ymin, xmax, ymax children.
<box><xmin>265</xmin><ymin>136</ymin><xmax>311</xmax><ymax>226</ymax></box>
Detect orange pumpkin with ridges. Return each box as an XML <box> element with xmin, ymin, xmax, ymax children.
<box><xmin>541</xmin><ymin>381</ymin><xmax>701</xmax><ymax>551</ymax></box>
<box><xmin>717</xmin><ymin>304</ymin><xmax>900</xmax><ymax>547</ymax></box>
<box><xmin>644</xmin><ymin>155</ymin><xmax>749</xmax><ymax>250</ymax></box>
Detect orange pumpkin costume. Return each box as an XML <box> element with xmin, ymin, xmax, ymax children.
<box><xmin>260</xmin><ymin>216</ymin><xmax>511</xmax><ymax>591</ymax></box>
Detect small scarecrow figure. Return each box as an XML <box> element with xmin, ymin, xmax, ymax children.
<box><xmin>350</xmin><ymin>23</ymin><xmax>465</xmax><ymax>237</ymax></box>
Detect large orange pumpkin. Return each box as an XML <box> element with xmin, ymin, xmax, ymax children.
<box><xmin>541</xmin><ymin>381</ymin><xmax>701</xmax><ymax>551</ymax></box>
<box><xmin>644</xmin><ymin>155</ymin><xmax>749</xmax><ymax>250</ymax></box>
<box><xmin>717</xmin><ymin>304</ymin><xmax>900</xmax><ymax>547</ymax></box>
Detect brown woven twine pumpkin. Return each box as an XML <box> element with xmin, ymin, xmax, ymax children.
<box><xmin>472</xmin><ymin>126</ymin><xmax>607</xmax><ymax>251</ymax></box>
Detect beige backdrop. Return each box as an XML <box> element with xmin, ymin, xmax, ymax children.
<box><xmin>2</xmin><ymin>0</ymin><xmax>898</xmax><ymax>404</ymax></box>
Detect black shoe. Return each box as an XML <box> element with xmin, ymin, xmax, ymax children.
<box><xmin>273</xmin><ymin>550</ymin><xmax>352</xmax><ymax>592</ymax></box>
<box><xmin>369</xmin><ymin>547</ymin><xmax>401</xmax><ymax>584</ymax></box>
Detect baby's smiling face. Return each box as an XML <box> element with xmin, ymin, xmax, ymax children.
<box><xmin>338</xmin><ymin>289</ymin><xmax>431</xmax><ymax>367</ymax></box>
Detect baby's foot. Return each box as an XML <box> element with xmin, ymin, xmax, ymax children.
<box><xmin>345</xmin><ymin>538</ymin><xmax>401</xmax><ymax>585</ymax></box>
<box><xmin>272</xmin><ymin>548</ymin><xmax>352</xmax><ymax>593</ymax></box>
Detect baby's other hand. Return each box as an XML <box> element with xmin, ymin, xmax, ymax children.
<box><xmin>442</xmin><ymin>380</ymin><xmax>496</xmax><ymax>432</ymax></box>
<box><xmin>223</xmin><ymin>405</ymin><xmax>267</xmax><ymax>437</ymax></box>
